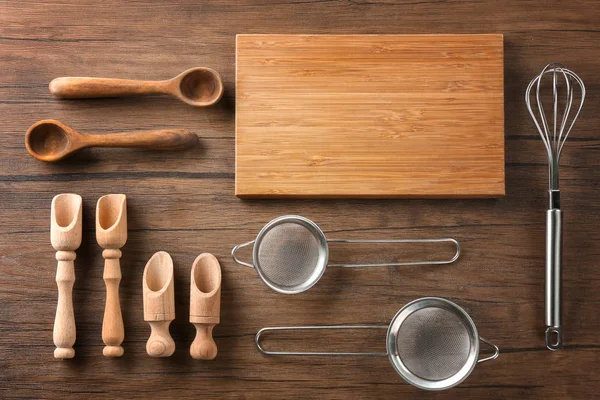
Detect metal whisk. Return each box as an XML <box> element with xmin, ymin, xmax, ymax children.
<box><xmin>526</xmin><ymin>63</ymin><xmax>585</xmax><ymax>350</ymax></box>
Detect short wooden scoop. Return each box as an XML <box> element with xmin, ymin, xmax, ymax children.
<box><xmin>143</xmin><ymin>251</ymin><xmax>175</xmax><ymax>357</ymax></box>
<box><xmin>190</xmin><ymin>253</ymin><xmax>221</xmax><ymax>360</ymax></box>
<box><xmin>49</xmin><ymin>67</ymin><xmax>223</xmax><ymax>107</ymax></box>
<box><xmin>25</xmin><ymin>119</ymin><xmax>199</xmax><ymax>162</ymax></box>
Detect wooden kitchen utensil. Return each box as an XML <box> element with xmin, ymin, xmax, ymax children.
<box><xmin>236</xmin><ymin>34</ymin><xmax>505</xmax><ymax>198</ymax></box>
<box><xmin>25</xmin><ymin>119</ymin><xmax>199</xmax><ymax>162</ymax></box>
<box><xmin>96</xmin><ymin>194</ymin><xmax>127</xmax><ymax>357</ymax></box>
<box><xmin>49</xmin><ymin>67</ymin><xmax>223</xmax><ymax>107</ymax></box>
<box><xmin>51</xmin><ymin>193</ymin><xmax>82</xmax><ymax>359</ymax></box>
<box><xmin>143</xmin><ymin>251</ymin><xmax>176</xmax><ymax>357</ymax></box>
<box><xmin>190</xmin><ymin>253</ymin><xmax>221</xmax><ymax>360</ymax></box>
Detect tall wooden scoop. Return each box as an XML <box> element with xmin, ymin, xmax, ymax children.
<box><xmin>190</xmin><ymin>253</ymin><xmax>221</xmax><ymax>360</ymax></box>
<box><xmin>143</xmin><ymin>251</ymin><xmax>175</xmax><ymax>357</ymax></box>
<box><xmin>96</xmin><ymin>194</ymin><xmax>127</xmax><ymax>357</ymax></box>
<box><xmin>51</xmin><ymin>194</ymin><xmax>82</xmax><ymax>359</ymax></box>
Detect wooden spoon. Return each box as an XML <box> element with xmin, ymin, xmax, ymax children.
<box><xmin>190</xmin><ymin>253</ymin><xmax>221</xmax><ymax>360</ymax></box>
<box><xmin>25</xmin><ymin>119</ymin><xmax>199</xmax><ymax>162</ymax></box>
<box><xmin>49</xmin><ymin>67</ymin><xmax>223</xmax><ymax>107</ymax></box>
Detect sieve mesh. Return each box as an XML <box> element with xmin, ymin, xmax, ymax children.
<box><xmin>396</xmin><ymin>307</ymin><xmax>471</xmax><ymax>381</ymax></box>
<box><xmin>256</xmin><ymin>222</ymin><xmax>323</xmax><ymax>290</ymax></box>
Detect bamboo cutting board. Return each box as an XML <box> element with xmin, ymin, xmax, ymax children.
<box><xmin>235</xmin><ymin>34</ymin><xmax>504</xmax><ymax>198</ymax></box>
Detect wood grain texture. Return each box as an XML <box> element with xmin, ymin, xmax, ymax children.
<box><xmin>236</xmin><ymin>34</ymin><xmax>505</xmax><ymax>198</ymax></box>
<box><xmin>1</xmin><ymin>0</ymin><xmax>600</xmax><ymax>399</ymax></box>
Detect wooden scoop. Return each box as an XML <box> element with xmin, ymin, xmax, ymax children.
<box><xmin>143</xmin><ymin>251</ymin><xmax>175</xmax><ymax>357</ymax></box>
<box><xmin>49</xmin><ymin>67</ymin><xmax>223</xmax><ymax>107</ymax></box>
<box><xmin>25</xmin><ymin>119</ymin><xmax>199</xmax><ymax>162</ymax></box>
<box><xmin>190</xmin><ymin>253</ymin><xmax>221</xmax><ymax>360</ymax></box>
<box><xmin>51</xmin><ymin>193</ymin><xmax>82</xmax><ymax>359</ymax></box>
<box><xmin>96</xmin><ymin>194</ymin><xmax>127</xmax><ymax>357</ymax></box>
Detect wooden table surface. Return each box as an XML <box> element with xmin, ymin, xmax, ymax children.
<box><xmin>1</xmin><ymin>1</ymin><xmax>599</xmax><ymax>399</ymax></box>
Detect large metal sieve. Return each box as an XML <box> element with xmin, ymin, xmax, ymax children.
<box><xmin>255</xmin><ymin>297</ymin><xmax>499</xmax><ymax>391</ymax></box>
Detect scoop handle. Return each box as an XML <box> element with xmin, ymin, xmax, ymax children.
<box><xmin>81</xmin><ymin>129</ymin><xmax>199</xmax><ymax>151</ymax></box>
<box><xmin>102</xmin><ymin>252</ymin><xmax>124</xmax><ymax>357</ymax></box>
<box><xmin>191</xmin><ymin>324</ymin><xmax>217</xmax><ymax>360</ymax></box>
<box><xmin>50</xmin><ymin>77</ymin><xmax>171</xmax><ymax>98</ymax></box>
<box><xmin>53</xmin><ymin>251</ymin><xmax>76</xmax><ymax>359</ymax></box>
<box><xmin>147</xmin><ymin>321</ymin><xmax>175</xmax><ymax>357</ymax></box>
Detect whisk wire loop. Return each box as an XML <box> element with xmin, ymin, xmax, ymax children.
<box><xmin>526</xmin><ymin>63</ymin><xmax>585</xmax><ymax>192</ymax></box>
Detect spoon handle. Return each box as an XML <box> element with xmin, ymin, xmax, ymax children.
<box><xmin>82</xmin><ymin>129</ymin><xmax>199</xmax><ymax>150</ymax></box>
<box><xmin>49</xmin><ymin>77</ymin><xmax>172</xmax><ymax>98</ymax></box>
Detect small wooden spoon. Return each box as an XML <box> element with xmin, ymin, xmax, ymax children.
<box><xmin>25</xmin><ymin>119</ymin><xmax>199</xmax><ymax>162</ymax></box>
<box><xmin>49</xmin><ymin>67</ymin><xmax>223</xmax><ymax>107</ymax></box>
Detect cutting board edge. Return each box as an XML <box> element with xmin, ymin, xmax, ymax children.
<box><xmin>234</xmin><ymin>188</ymin><xmax>506</xmax><ymax>199</ymax></box>
<box><xmin>236</xmin><ymin>33</ymin><xmax>505</xmax><ymax>41</ymax></box>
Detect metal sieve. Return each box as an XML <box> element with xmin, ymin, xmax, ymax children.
<box><xmin>255</xmin><ymin>297</ymin><xmax>499</xmax><ymax>391</ymax></box>
<box><xmin>232</xmin><ymin>215</ymin><xmax>460</xmax><ymax>294</ymax></box>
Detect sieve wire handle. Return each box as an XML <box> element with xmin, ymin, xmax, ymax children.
<box><xmin>231</xmin><ymin>240</ymin><xmax>255</xmax><ymax>268</ymax></box>
<box><xmin>256</xmin><ymin>325</ymin><xmax>389</xmax><ymax>356</ymax></box>
<box><xmin>326</xmin><ymin>238</ymin><xmax>460</xmax><ymax>267</ymax></box>
<box><xmin>477</xmin><ymin>337</ymin><xmax>500</xmax><ymax>363</ymax></box>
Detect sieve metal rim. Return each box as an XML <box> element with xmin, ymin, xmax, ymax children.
<box><xmin>252</xmin><ymin>215</ymin><xmax>329</xmax><ymax>295</ymax></box>
<box><xmin>386</xmin><ymin>297</ymin><xmax>479</xmax><ymax>391</ymax></box>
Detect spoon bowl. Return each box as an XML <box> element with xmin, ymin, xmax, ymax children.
<box><xmin>26</xmin><ymin>120</ymin><xmax>77</xmax><ymax>162</ymax></box>
<box><xmin>174</xmin><ymin>67</ymin><xmax>223</xmax><ymax>107</ymax></box>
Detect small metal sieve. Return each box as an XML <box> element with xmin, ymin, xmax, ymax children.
<box><xmin>232</xmin><ymin>215</ymin><xmax>460</xmax><ymax>294</ymax></box>
<box><xmin>255</xmin><ymin>297</ymin><xmax>499</xmax><ymax>391</ymax></box>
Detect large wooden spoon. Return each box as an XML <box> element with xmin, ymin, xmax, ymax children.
<box><xmin>25</xmin><ymin>119</ymin><xmax>199</xmax><ymax>162</ymax></box>
<box><xmin>49</xmin><ymin>67</ymin><xmax>223</xmax><ymax>107</ymax></box>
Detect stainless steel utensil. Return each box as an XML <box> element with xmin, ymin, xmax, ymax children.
<box><xmin>232</xmin><ymin>215</ymin><xmax>460</xmax><ymax>294</ymax></box>
<box><xmin>526</xmin><ymin>63</ymin><xmax>585</xmax><ymax>350</ymax></box>
<box><xmin>255</xmin><ymin>297</ymin><xmax>499</xmax><ymax>391</ymax></box>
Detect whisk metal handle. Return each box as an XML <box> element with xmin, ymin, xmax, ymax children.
<box><xmin>546</xmin><ymin>209</ymin><xmax>563</xmax><ymax>350</ymax></box>
<box><xmin>231</xmin><ymin>240</ymin><xmax>255</xmax><ymax>268</ymax></box>
<box><xmin>326</xmin><ymin>238</ymin><xmax>460</xmax><ymax>267</ymax></box>
<box><xmin>255</xmin><ymin>325</ymin><xmax>389</xmax><ymax>356</ymax></box>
